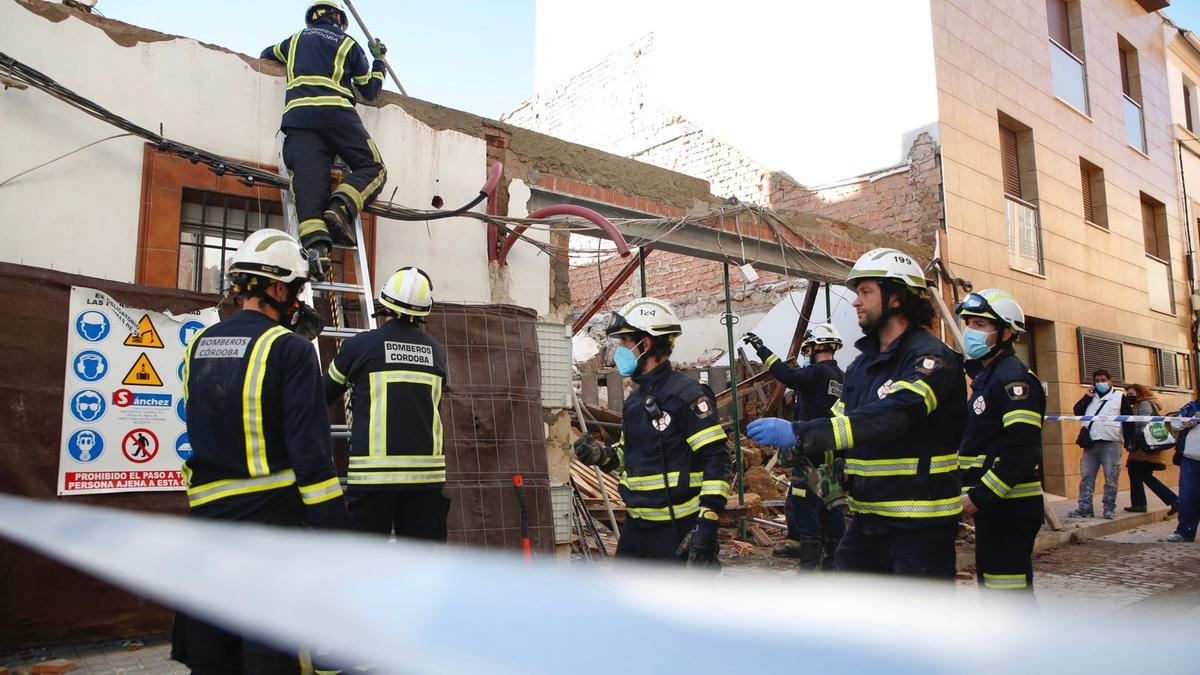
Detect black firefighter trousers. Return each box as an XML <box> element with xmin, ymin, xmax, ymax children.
<box><xmin>283</xmin><ymin>121</ymin><xmax>387</xmax><ymax>249</ymax></box>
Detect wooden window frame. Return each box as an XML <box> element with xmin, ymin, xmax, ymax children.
<box><xmin>135</xmin><ymin>144</ymin><xmax>376</xmax><ymax>289</ymax></box>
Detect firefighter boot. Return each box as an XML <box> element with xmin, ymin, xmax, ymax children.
<box><xmin>772</xmin><ymin>539</ymin><xmax>804</xmax><ymax>559</ymax></box>
<box><xmin>798</xmin><ymin>536</ymin><xmax>823</xmax><ymax>571</ymax></box>
<box><xmin>323</xmin><ymin>194</ymin><xmax>359</xmax><ymax>248</ymax></box>
<box><xmin>820</xmin><ymin>536</ymin><xmax>840</xmax><ymax>570</ymax></box>
<box><xmin>299</xmin><ymin>232</ymin><xmax>333</xmax><ymax>282</ymax></box>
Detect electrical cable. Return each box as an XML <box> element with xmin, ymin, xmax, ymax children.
<box><xmin>0</xmin><ymin>132</ymin><xmax>133</xmax><ymax>189</ymax></box>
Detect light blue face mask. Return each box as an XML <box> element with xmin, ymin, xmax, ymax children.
<box><xmin>1095</xmin><ymin>382</ymin><xmax>1111</xmax><ymax>396</ymax></box>
<box><xmin>613</xmin><ymin>346</ymin><xmax>641</xmax><ymax>376</ymax></box>
<box><xmin>962</xmin><ymin>328</ymin><xmax>995</xmax><ymax>360</ymax></box>
<box><xmin>799</xmin><ymin>356</ymin><xmax>812</xmax><ymax>368</ymax></box>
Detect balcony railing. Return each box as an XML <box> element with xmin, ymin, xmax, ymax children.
<box><xmin>1006</xmin><ymin>195</ymin><xmax>1043</xmax><ymax>275</ymax></box>
<box><xmin>1125</xmin><ymin>94</ymin><xmax>1147</xmax><ymax>153</ymax></box>
<box><xmin>1050</xmin><ymin>40</ymin><xmax>1088</xmax><ymax>115</ymax></box>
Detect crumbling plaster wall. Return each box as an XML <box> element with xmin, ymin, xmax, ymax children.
<box><xmin>0</xmin><ymin>1</ymin><xmax>541</xmax><ymax>311</ymax></box>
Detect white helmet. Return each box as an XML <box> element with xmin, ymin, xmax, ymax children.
<box><xmin>606</xmin><ymin>297</ymin><xmax>682</xmax><ymax>337</ymax></box>
<box><xmin>801</xmin><ymin>323</ymin><xmax>843</xmax><ymax>352</ymax></box>
<box><xmin>306</xmin><ymin>0</ymin><xmax>347</xmax><ymax>26</ymax></box>
<box><xmin>846</xmin><ymin>248</ymin><xmax>927</xmax><ymax>292</ymax></box>
<box><xmin>227</xmin><ymin>229</ymin><xmax>309</xmax><ymax>285</ymax></box>
<box><xmin>380</xmin><ymin>266</ymin><xmax>434</xmax><ymax>317</ymax></box>
<box><xmin>956</xmin><ymin>288</ymin><xmax>1026</xmax><ymax>334</ymax></box>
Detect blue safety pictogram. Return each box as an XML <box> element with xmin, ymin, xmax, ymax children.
<box><xmin>179</xmin><ymin>320</ymin><xmax>205</xmax><ymax>347</ymax></box>
<box><xmin>67</xmin><ymin>428</ymin><xmax>104</xmax><ymax>463</ymax></box>
<box><xmin>75</xmin><ymin>310</ymin><xmax>111</xmax><ymax>343</ymax></box>
<box><xmin>69</xmin><ymin>389</ymin><xmax>107</xmax><ymax>423</ymax></box>
<box><xmin>73</xmin><ymin>350</ymin><xmax>109</xmax><ymax>382</ymax></box>
<box><xmin>175</xmin><ymin>431</ymin><xmax>192</xmax><ymax>461</ymax></box>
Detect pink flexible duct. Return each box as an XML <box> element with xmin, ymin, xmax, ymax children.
<box><xmin>497</xmin><ymin>204</ymin><xmax>631</xmax><ymax>266</ymax></box>
<box><xmin>482</xmin><ymin>161</ymin><xmax>503</xmax><ymax>198</ymax></box>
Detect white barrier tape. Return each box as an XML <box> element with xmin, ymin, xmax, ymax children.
<box><xmin>0</xmin><ymin>494</ymin><xmax>1189</xmax><ymax>674</ymax></box>
<box><xmin>1045</xmin><ymin>415</ymin><xmax>1186</xmax><ymax>423</ymax></box>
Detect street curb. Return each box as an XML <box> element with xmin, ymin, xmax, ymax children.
<box><xmin>1034</xmin><ymin>507</ymin><xmax>1172</xmax><ymax>553</ymax></box>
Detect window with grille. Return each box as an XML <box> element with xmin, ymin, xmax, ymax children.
<box><xmin>1000</xmin><ymin>115</ymin><xmax>1042</xmax><ymax>275</ymax></box>
<box><xmin>1078</xmin><ymin>331</ymin><xmax>1124</xmax><ymax>383</ymax></box>
<box><xmin>177</xmin><ymin>189</ymin><xmax>284</xmax><ymax>294</ymax></box>
<box><xmin>1080</xmin><ymin>158</ymin><xmax>1107</xmax><ymax>228</ymax></box>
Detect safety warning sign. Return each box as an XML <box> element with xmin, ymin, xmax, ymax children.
<box><xmin>123</xmin><ymin>314</ymin><xmax>165</xmax><ymax>349</ymax></box>
<box><xmin>58</xmin><ymin>287</ymin><xmax>219</xmax><ymax>495</ymax></box>
<box><xmin>122</xmin><ymin>353</ymin><xmax>164</xmax><ymax>387</ymax></box>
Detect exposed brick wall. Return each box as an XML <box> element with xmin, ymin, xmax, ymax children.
<box><xmin>503</xmin><ymin>34</ymin><xmax>772</xmax><ymax>205</ymax></box>
<box><xmin>768</xmin><ymin>133</ymin><xmax>945</xmax><ymax>246</ymax></box>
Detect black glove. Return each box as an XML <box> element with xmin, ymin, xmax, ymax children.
<box><xmin>304</xmin><ymin>244</ymin><xmax>332</xmax><ymax>282</ymax></box>
<box><xmin>573</xmin><ymin>435</ymin><xmax>607</xmax><ymax>466</ymax></box>
<box><xmin>742</xmin><ymin>332</ymin><xmax>764</xmax><ymax>351</ymax></box>
<box><xmin>289</xmin><ymin>302</ymin><xmax>324</xmax><ymax>340</ymax></box>
<box><xmin>677</xmin><ymin>511</ymin><xmax>720</xmax><ymax>567</ymax></box>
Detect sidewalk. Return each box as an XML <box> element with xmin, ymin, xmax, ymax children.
<box><xmin>1036</xmin><ymin>486</ymin><xmax>1175</xmax><ymax>552</ymax></box>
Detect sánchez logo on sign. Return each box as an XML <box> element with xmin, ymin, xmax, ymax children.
<box><xmin>112</xmin><ymin>389</ymin><xmax>172</xmax><ymax>408</ymax></box>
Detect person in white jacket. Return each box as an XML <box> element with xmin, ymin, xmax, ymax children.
<box><xmin>1068</xmin><ymin>368</ymin><xmax>1124</xmax><ymax>519</ymax></box>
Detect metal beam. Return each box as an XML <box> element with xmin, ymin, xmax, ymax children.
<box><xmin>570</xmin><ymin>219</ymin><xmax>850</xmax><ymax>285</ymax></box>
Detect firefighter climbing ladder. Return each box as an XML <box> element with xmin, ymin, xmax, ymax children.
<box><xmin>276</xmin><ymin>132</ymin><xmax>373</xmax><ymax>440</ymax></box>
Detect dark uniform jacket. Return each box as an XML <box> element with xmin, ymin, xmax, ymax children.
<box><xmin>604</xmin><ymin>362</ymin><xmax>733</xmax><ymax>523</ymax></box>
<box><xmin>794</xmin><ymin>327</ymin><xmax>966</xmax><ymax>525</ymax></box>
<box><xmin>760</xmin><ymin>352</ymin><xmax>844</xmax><ymax>423</ymax></box>
<box><xmin>261</xmin><ymin>20</ymin><xmax>385</xmax><ymax>129</ymax></box>
<box><xmin>959</xmin><ymin>350</ymin><xmax>1045</xmax><ymax>513</ymax></box>
<box><xmin>324</xmin><ymin>320</ymin><xmax>448</xmax><ymax>491</ymax></box>
<box><xmin>182</xmin><ymin>311</ymin><xmax>345</xmax><ymax>526</ymax></box>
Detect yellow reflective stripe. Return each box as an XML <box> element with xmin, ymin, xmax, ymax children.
<box><xmin>929</xmin><ymin>453</ymin><xmax>958</xmax><ymax>474</ymax></box>
<box><xmin>791</xmin><ymin>486</ymin><xmax>807</xmax><ymax>497</ymax></box>
<box><xmin>764</xmin><ymin>353</ymin><xmax>779</xmax><ymax>368</ymax></box>
<box><xmin>845</xmin><ymin>456</ymin><xmax>918</xmax><ymax>476</ymax></box>
<box><xmin>889</xmin><ymin>380</ymin><xmax>938</xmax><ymax>414</ymax></box>
<box><xmin>181</xmin><ymin>325</ymin><xmax>210</xmax><ymax>404</ymax></box>
<box><xmin>627</xmin><ymin>495</ymin><xmax>701</xmax><ymax>522</ymax></box>
<box><xmin>283</xmin><ymin>96</ymin><xmax>356</xmax><ymax>114</ymax></box>
<box><xmin>368</xmin><ymin>371</ymin><xmax>444</xmax><ymax>457</ymax></box>
<box><xmin>287</xmin><ymin>75</ymin><xmax>353</xmax><ymax>97</ymax></box>
<box><xmin>187</xmin><ymin>469</ymin><xmax>297</xmax><ymax>508</ymax></box>
<box><xmin>243</xmin><ymin>326</ymin><xmax>290</xmax><ymax>477</ymax></box>
<box><xmin>353</xmin><ymin>73</ymin><xmax>372</xmax><ymax>85</ymax></box>
<box><xmin>615</xmin><ymin>432</ymin><xmax>625</xmax><ymax>471</ymax></box>
<box><xmin>1003</xmin><ymin>480</ymin><xmax>1042</xmax><ymax>499</ymax></box>
<box><xmin>621</xmin><ymin>471</ymin><xmax>686</xmax><ymax>491</ymax></box>
<box><xmin>349</xmin><ymin>455</ymin><xmax>446</xmax><ymax>469</ymax></box>
<box><xmin>370</xmin><ymin>71</ymin><xmax>384</xmax><ymax>81</ymax></box>
<box><xmin>348</xmin><ymin>471</ymin><xmax>446</xmax><ymax>485</ymax></box>
<box><xmin>331</xmin><ymin>37</ymin><xmax>353</xmax><ymax>85</ymax></box>
<box><xmin>687</xmin><ymin>424</ymin><xmax>726</xmax><ymax>451</ymax></box>
<box><xmin>831</xmin><ymin>399</ymin><xmax>845</xmax><ymax>416</ymax></box>
<box><xmin>1003</xmin><ymin>410</ymin><xmax>1042</xmax><ymax>428</ymax></box>
<box><xmin>273</xmin><ymin>42</ymin><xmax>285</xmax><ymax>63</ymax></box>
<box><xmin>847</xmin><ymin>496</ymin><xmax>962</xmax><ymax>518</ymax></box>
<box><xmin>830</xmin><ymin>416</ymin><xmax>854</xmax><ymax>451</ymax></box>
<box><xmin>298</xmin><ymin>477</ymin><xmax>343</xmax><ymax>505</ymax></box>
<box><xmin>958</xmin><ymin>454</ymin><xmax>986</xmax><ymax>470</ymax></box>
<box><xmin>981</xmin><ymin>470</ymin><xmax>1012</xmax><ymax>498</ymax></box>
<box><xmin>285</xmin><ymin>30</ymin><xmax>302</xmax><ymax>80</ymax></box>
<box><xmin>367</xmin><ymin>137</ymin><xmax>382</xmax><ymax>163</ymax></box>
<box><xmin>700</xmin><ymin>480</ymin><xmax>731</xmax><ymax>497</ymax></box>
<box><xmin>982</xmin><ymin>573</ymin><xmax>1028</xmax><ymax>589</ymax></box>
<box><xmin>180</xmin><ymin>462</ymin><xmax>193</xmax><ymax>487</ymax></box>
<box><xmin>328</xmin><ymin>360</ymin><xmax>348</xmax><ymax>386</ymax></box>
<box><xmin>298</xmin><ymin>219</ymin><xmax>329</xmax><ymax>238</ymax></box>
<box><xmin>334</xmin><ymin>181</ymin><xmax>366</xmax><ymax>213</ymax></box>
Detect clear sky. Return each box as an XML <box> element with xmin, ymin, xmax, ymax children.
<box><xmin>1167</xmin><ymin>1</ymin><xmax>1200</xmax><ymax>32</ymax></box>
<box><xmin>94</xmin><ymin>0</ymin><xmax>535</xmax><ymax>118</ymax></box>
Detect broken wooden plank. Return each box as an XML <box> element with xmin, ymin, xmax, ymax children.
<box><xmin>748</xmin><ymin>524</ymin><xmax>774</xmax><ymax>547</ymax></box>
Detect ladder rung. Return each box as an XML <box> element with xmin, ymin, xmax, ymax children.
<box><xmin>311</xmin><ymin>281</ymin><xmax>368</xmax><ymax>294</ymax></box>
<box><xmin>320</xmin><ymin>327</ymin><xmax>368</xmax><ymax>338</ymax></box>
<box><xmin>331</xmin><ymin>424</ymin><xmax>350</xmax><ymax>439</ymax></box>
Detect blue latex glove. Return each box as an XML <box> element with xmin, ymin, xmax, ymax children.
<box><xmin>747</xmin><ymin>417</ymin><xmax>798</xmax><ymax>449</ymax></box>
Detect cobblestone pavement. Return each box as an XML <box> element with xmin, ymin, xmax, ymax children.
<box><xmin>0</xmin><ymin>635</ymin><xmax>185</xmax><ymax>674</ymax></box>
